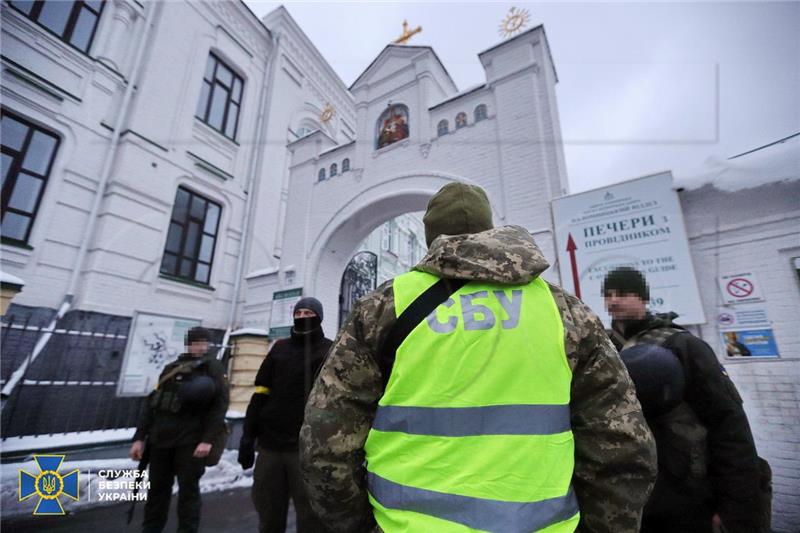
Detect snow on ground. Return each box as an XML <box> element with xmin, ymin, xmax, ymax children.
<box><xmin>2</xmin><ymin>449</ymin><xmax>252</xmax><ymax>518</ymax></box>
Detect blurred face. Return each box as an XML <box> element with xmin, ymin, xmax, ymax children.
<box><xmin>294</xmin><ymin>308</ymin><xmax>317</xmax><ymax>319</ymax></box>
<box><xmin>187</xmin><ymin>340</ymin><xmax>209</xmax><ymax>356</ymax></box>
<box><xmin>603</xmin><ymin>290</ymin><xmax>647</xmax><ymax>321</ymax></box>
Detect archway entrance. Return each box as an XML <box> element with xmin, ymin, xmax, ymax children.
<box><xmin>303</xmin><ymin>173</ymin><xmax>503</xmax><ymax>323</ymax></box>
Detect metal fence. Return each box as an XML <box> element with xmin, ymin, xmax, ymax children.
<box><xmin>1</xmin><ymin>305</ymin><xmax>226</xmax><ymax>439</ymax></box>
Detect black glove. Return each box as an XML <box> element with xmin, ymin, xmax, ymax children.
<box><xmin>238</xmin><ymin>438</ymin><xmax>255</xmax><ymax>470</ymax></box>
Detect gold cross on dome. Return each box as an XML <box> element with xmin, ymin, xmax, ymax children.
<box><xmin>393</xmin><ymin>20</ymin><xmax>422</xmax><ymax>45</ymax></box>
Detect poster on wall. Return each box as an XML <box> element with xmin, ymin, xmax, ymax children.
<box><xmin>720</xmin><ymin>329</ymin><xmax>780</xmax><ymax>358</ymax></box>
<box><xmin>269</xmin><ymin>288</ymin><xmax>303</xmax><ymax>339</ymax></box>
<box><xmin>117</xmin><ymin>312</ymin><xmax>201</xmax><ymax>396</ymax></box>
<box><xmin>717</xmin><ymin>305</ymin><xmax>779</xmax><ymax>358</ymax></box>
<box><xmin>552</xmin><ymin>172</ymin><xmax>705</xmax><ymax>326</ymax></box>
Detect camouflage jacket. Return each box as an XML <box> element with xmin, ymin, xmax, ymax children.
<box><xmin>300</xmin><ymin>226</ymin><xmax>657</xmax><ymax>532</ymax></box>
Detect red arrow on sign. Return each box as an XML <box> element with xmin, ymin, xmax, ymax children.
<box><xmin>566</xmin><ymin>233</ymin><xmax>581</xmax><ymax>299</ymax></box>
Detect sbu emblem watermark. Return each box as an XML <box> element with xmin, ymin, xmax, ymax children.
<box><xmin>19</xmin><ymin>454</ymin><xmax>80</xmax><ymax>515</ymax></box>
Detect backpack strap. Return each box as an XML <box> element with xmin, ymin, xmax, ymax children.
<box><xmin>155</xmin><ymin>360</ymin><xmax>200</xmax><ymax>390</ymax></box>
<box><xmin>378</xmin><ymin>278</ymin><xmax>467</xmax><ymax>387</ymax></box>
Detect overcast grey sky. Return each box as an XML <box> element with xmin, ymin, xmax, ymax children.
<box><xmin>245</xmin><ymin>1</ymin><xmax>799</xmax><ymax>193</ymax></box>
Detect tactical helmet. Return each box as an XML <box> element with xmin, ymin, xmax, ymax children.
<box><xmin>178</xmin><ymin>375</ymin><xmax>216</xmax><ymax>406</ymax></box>
<box><xmin>619</xmin><ymin>344</ymin><xmax>685</xmax><ymax>417</ymax></box>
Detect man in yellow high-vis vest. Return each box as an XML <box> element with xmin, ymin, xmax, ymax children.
<box><xmin>300</xmin><ymin>183</ymin><xmax>657</xmax><ymax>533</ymax></box>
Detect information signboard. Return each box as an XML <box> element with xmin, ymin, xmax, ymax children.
<box><xmin>552</xmin><ymin>172</ymin><xmax>705</xmax><ymax>325</ymax></box>
<box><xmin>118</xmin><ymin>312</ymin><xmax>200</xmax><ymax>396</ymax></box>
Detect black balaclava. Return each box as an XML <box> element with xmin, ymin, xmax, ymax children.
<box><xmin>293</xmin><ymin>297</ymin><xmax>324</xmax><ymax>333</ymax></box>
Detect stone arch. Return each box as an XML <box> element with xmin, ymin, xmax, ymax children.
<box><xmin>304</xmin><ymin>172</ymin><xmax>502</xmax><ymax>321</ymax></box>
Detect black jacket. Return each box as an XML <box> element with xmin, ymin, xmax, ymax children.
<box><xmin>611</xmin><ymin>313</ymin><xmax>761</xmax><ymax>532</ymax></box>
<box><xmin>133</xmin><ymin>353</ymin><xmax>229</xmax><ymax>449</ymax></box>
<box><xmin>243</xmin><ymin>326</ymin><xmax>331</xmax><ymax>452</ymax></box>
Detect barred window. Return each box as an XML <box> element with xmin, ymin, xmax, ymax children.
<box><xmin>1</xmin><ymin>110</ymin><xmax>60</xmax><ymax>244</ymax></box>
<box><xmin>474</xmin><ymin>104</ymin><xmax>488</xmax><ymax>122</ymax></box>
<box><xmin>196</xmin><ymin>53</ymin><xmax>244</xmax><ymax>140</ymax></box>
<box><xmin>160</xmin><ymin>187</ymin><xmax>221</xmax><ymax>285</ymax></box>
<box><xmin>330</xmin><ymin>163</ymin><xmax>337</xmax><ymax>177</ymax></box>
<box><xmin>9</xmin><ymin>1</ymin><xmax>104</xmax><ymax>53</ymax></box>
<box><xmin>342</xmin><ymin>158</ymin><xmax>350</xmax><ymax>172</ymax></box>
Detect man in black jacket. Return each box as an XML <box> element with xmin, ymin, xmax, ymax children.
<box><xmin>603</xmin><ymin>267</ymin><xmax>762</xmax><ymax>533</ymax></box>
<box><xmin>130</xmin><ymin>326</ymin><xmax>229</xmax><ymax>533</ymax></box>
<box><xmin>239</xmin><ymin>297</ymin><xmax>332</xmax><ymax>533</ymax></box>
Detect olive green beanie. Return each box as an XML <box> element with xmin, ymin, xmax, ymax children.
<box><xmin>423</xmin><ymin>182</ymin><xmax>494</xmax><ymax>246</ymax></box>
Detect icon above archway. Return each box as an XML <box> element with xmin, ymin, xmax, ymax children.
<box><xmin>377</xmin><ymin>104</ymin><xmax>409</xmax><ymax>149</ymax></box>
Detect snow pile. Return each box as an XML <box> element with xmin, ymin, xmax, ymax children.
<box><xmin>1</xmin><ymin>449</ymin><xmax>252</xmax><ymax>517</ymax></box>
<box><xmin>673</xmin><ymin>134</ymin><xmax>800</xmax><ymax>192</ymax></box>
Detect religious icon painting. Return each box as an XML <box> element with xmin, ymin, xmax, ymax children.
<box><xmin>376</xmin><ymin>104</ymin><xmax>410</xmax><ymax>149</ymax></box>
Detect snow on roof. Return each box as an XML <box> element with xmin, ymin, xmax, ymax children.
<box><xmin>245</xmin><ymin>267</ymin><xmax>279</xmax><ymax>279</ymax></box>
<box><xmin>230</xmin><ymin>328</ymin><xmax>269</xmax><ymax>337</ymax></box>
<box><xmin>0</xmin><ymin>271</ymin><xmax>25</xmax><ymax>287</ymax></box>
<box><xmin>673</xmin><ymin>133</ymin><xmax>800</xmax><ymax>192</ymax></box>
<box><xmin>429</xmin><ymin>83</ymin><xmax>488</xmax><ymax>110</ymax></box>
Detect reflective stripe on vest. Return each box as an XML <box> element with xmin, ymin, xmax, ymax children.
<box><xmin>365</xmin><ymin>271</ymin><xmax>578</xmax><ymax>532</ymax></box>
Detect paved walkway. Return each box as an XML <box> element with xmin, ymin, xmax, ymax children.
<box><xmin>3</xmin><ymin>487</ymin><xmax>297</xmax><ymax>532</ymax></box>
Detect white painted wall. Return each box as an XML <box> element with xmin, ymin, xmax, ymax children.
<box><xmin>260</xmin><ymin>27</ymin><xmax>568</xmax><ymax>328</ymax></box>
<box><xmin>1</xmin><ymin>1</ymin><xmax>273</xmax><ymax>328</ymax></box>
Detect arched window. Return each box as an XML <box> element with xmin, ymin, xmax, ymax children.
<box><xmin>474</xmin><ymin>104</ymin><xmax>487</xmax><ymax>122</ymax></box>
<box><xmin>376</xmin><ymin>104</ymin><xmax>410</xmax><ymax>149</ymax></box>
<box><xmin>296</xmin><ymin>126</ymin><xmax>314</xmax><ymax>138</ymax></box>
<box><xmin>318</xmin><ymin>168</ymin><xmax>326</xmax><ymax>181</ymax></box>
<box><xmin>437</xmin><ymin>119</ymin><xmax>449</xmax><ymax>136</ymax></box>
<box><xmin>330</xmin><ymin>163</ymin><xmax>338</xmax><ymax>177</ymax></box>
<box><xmin>342</xmin><ymin>158</ymin><xmax>350</xmax><ymax>172</ymax></box>
<box><xmin>455</xmin><ymin>112</ymin><xmax>467</xmax><ymax>129</ymax></box>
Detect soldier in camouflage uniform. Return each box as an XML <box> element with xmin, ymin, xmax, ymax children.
<box><xmin>300</xmin><ymin>183</ymin><xmax>657</xmax><ymax>532</ymax></box>
<box><xmin>603</xmin><ymin>267</ymin><xmax>763</xmax><ymax>533</ymax></box>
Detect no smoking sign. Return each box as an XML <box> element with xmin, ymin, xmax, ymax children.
<box><xmin>718</xmin><ymin>272</ymin><xmax>764</xmax><ymax>304</ymax></box>
<box><xmin>726</xmin><ymin>278</ymin><xmax>754</xmax><ymax>298</ymax></box>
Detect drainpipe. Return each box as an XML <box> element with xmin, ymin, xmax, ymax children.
<box><xmin>1</xmin><ymin>1</ymin><xmax>159</xmax><ymax>402</ymax></box>
<box><xmin>217</xmin><ymin>34</ymin><xmax>279</xmax><ymax>359</ymax></box>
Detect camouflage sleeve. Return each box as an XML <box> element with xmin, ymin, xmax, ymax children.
<box><xmin>299</xmin><ymin>284</ymin><xmax>392</xmax><ymax>533</ymax></box>
<box><xmin>552</xmin><ymin>286</ymin><xmax>658</xmax><ymax>533</ymax></box>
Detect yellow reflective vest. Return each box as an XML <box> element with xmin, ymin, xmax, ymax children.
<box><xmin>364</xmin><ymin>270</ymin><xmax>579</xmax><ymax>532</ymax></box>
